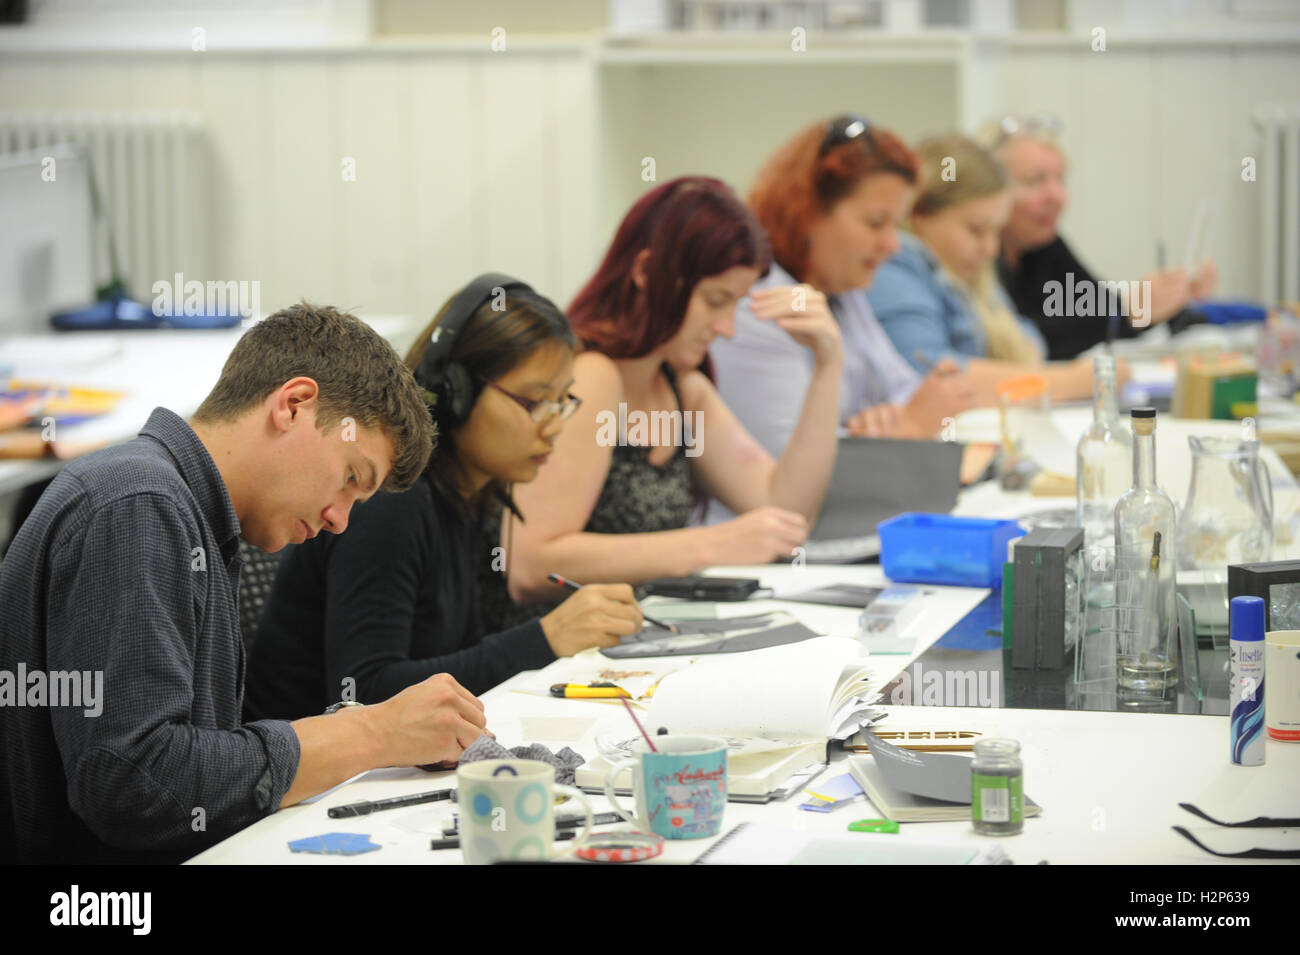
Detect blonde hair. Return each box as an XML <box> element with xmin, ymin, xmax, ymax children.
<box><xmin>912</xmin><ymin>134</ymin><xmax>1007</xmax><ymax>217</ymax></box>
<box><xmin>911</xmin><ymin>134</ymin><xmax>1041</xmax><ymax>365</ymax></box>
<box><xmin>969</xmin><ymin>266</ymin><xmax>1043</xmax><ymax>365</ymax></box>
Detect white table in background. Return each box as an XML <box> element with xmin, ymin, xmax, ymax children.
<box><xmin>0</xmin><ymin>315</ymin><xmax>419</xmax><ymax>496</ymax></box>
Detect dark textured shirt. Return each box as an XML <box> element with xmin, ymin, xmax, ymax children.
<box><xmin>0</xmin><ymin>407</ymin><xmax>301</xmax><ymax>864</ymax></box>
<box><xmin>243</xmin><ymin>474</ymin><xmax>555</xmax><ymax>721</ymax></box>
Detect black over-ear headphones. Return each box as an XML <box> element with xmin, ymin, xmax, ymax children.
<box><xmin>416</xmin><ymin>272</ymin><xmax>530</xmax><ymax>427</ymax></box>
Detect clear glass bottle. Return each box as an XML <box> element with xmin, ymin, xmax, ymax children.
<box><xmin>971</xmin><ymin>738</ymin><xmax>1024</xmax><ymax>835</ymax></box>
<box><xmin>1113</xmin><ymin>408</ymin><xmax>1178</xmax><ymax>694</ymax></box>
<box><xmin>1076</xmin><ymin>354</ymin><xmax>1132</xmax><ymax>548</ymax></box>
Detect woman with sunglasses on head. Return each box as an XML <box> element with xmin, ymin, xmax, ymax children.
<box><xmin>488</xmin><ymin>177</ymin><xmax>843</xmax><ymax>610</ymax></box>
<box><xmin>243</xmin><ymin>277</ymin><xmax>643</xmax><ymax>722</ymax></box>
<box><xmin>709</xmin><ymin>116</ymin><xmax>976</xmax><ymax>461</ymax></box>
<box><xmin>983</xmin><ymin>115</ymin><xmax>1217</xmax><ymax>361</ymax></box>
<box><xmin>867</xmin><ymin>134</ymin><xmax>1120</xmax><ymax>405</ymax></box>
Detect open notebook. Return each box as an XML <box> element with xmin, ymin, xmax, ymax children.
<box><xmin>645</xmin><ymin>636</ymin><xmax>876</xmax><ymax>740</ymax></box>
<box><xmin>576</xmin><ymin>638</ymin><xmax>878</xmax><ymax>802</ymax></box>
<box><xmin>576</xmin><ymin>736</ymin><xmax>828</xmax><ymax>802</ymax></box>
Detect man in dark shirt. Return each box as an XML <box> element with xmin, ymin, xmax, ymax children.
<box><xmin>989</xmin><ymin>124</ymin><xmax>1217</xmax><ymax>360</ymax></box>
<box><xmin>0</xmin><ymin>303</ymin><xmax>488</xmax><ymax>863</ymax></box>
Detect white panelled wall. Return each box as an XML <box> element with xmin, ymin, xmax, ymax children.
<box><xmin>970</xmin><ymin>35</ymin><xmax>1300</xmax><ymax>306</ymax></box>
<box><xmin>0</xmin><ymin>46</ymin><xmax>600</xmax><ymax>328</ymax></box>
<box><xmin>0</xmin><ymin>35</ymin><xmax>1294</xmax><ymax>323</ymax></box>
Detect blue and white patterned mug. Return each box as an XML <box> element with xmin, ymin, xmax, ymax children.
<box><xmin>604</xmin><ymin>735</ymin><xmax>727</xmax><ymax>840</ymax></box>
<box><xmin>457</xmin><ymin>759</ymin><xmax>594</xmax><ymax>865</ymax></box>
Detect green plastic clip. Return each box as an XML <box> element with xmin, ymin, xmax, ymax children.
<box><xmin>848</xmin><ymin>818</ymin><xmax>899</xmax><ymax>834</ymax></box>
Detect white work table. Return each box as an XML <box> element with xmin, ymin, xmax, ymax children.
<box><xmin>0</xmin><ymin>328</ymin><xmax>247</xmax><ymax>494</ymax></box>
<box><xmin>187</xmin><ymin>564</ymin><xmax>1299</xmax><ymax>866</ymax></box>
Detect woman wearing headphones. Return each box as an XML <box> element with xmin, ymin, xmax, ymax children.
<box><xmin>243</xmin><ymin>276</ymin><xmax>642</xmax><ymax>721</ymax></box>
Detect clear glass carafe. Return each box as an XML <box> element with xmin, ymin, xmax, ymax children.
<box><xmin>1177</xmin><ymin>436</ymin><xmax>1273</xmax><ymax>570</ymax></box>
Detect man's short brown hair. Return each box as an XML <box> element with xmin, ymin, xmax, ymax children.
<box><xmin>193</xmin><ymin>302</ymin><xmax>434</xmax><ymax>492</ymax></box>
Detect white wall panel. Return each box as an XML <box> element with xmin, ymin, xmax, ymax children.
<box><xmin>0</xmin><ymin>36</ymin><xmax>1293</xmax><ymax>326</ymax></box>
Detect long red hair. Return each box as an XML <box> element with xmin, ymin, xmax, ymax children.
<box><xmin>748</xmin><ymin>119</ymin><xmax>919</xmax><ymax>281</ymax></box>
<box><xmin>568</xmin><ymin>177</ymin><xmax>770</xmax><ymax>367</ymax></box>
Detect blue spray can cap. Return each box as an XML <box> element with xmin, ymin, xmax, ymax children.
<box><xmin>1229</xmin><ymin>595</ymin><xmax>1265</xmax><ymax>642</ymax></box>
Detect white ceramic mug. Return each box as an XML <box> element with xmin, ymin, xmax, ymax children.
<box><xmin>457</xmin><ymin>759</ymin><xmax>594</xmax><ymax>864</ymax></box>
<box><xmin>603</xmin><ymin>734</ymin><xmax>727</xmax><ymax>840</ymax></box>
<box><xmin>1266</xmin><ymin>630</ymin><xmax>1300</xmax><ymax>741</ymax></box>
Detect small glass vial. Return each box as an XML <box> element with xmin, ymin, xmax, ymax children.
<box><xmin>971</xmin><ymin>738</ymin><xmax>1024</xmax><ymax>836</ymax></box>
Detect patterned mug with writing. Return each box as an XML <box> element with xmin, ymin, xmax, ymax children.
<box><xmin>603</xmin><ymin>735</ymin><xmax>727</xmax><ymax>840</ymax></box>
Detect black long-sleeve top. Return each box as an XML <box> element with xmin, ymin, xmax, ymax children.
<box><xmin>996</xmin><ymin>235</ymin><xmax>1142</xmax><ymax>361</ymax></box>
<box><xmin>243</xmin><ymin>476</ymin><xmax>555</xmax><ymax>722</ymax></box>
<box><xmin>997</xmin><ymin>235</ymin><xmax>1204</xmax><ymax>361</ymax></box>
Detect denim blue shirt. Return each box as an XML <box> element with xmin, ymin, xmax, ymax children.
<box><xmin>868</xmin><ymin>233</ymin><xmax>1047</xmax><ymax>374</ymax></box>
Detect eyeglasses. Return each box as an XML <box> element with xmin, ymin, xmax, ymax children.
<box><xmin>819</xmin><ymin>114</ymin><xmax>874</xmax><ymax>158</ymax></box>
<box><xmin>991</xmin><ymin>114</ymin><xmax>1063</xmax><ymax>148</ymax></box>
<box><xmin>479</xmin><ymin>377</ymin><xmax>582</xmax><ymax>423</ymax></box>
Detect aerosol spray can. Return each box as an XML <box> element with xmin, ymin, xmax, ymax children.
<box><xmin>1229</xmin><ymin>596</ymin><xmax>1266</xmax><ymax>766</ymax></box>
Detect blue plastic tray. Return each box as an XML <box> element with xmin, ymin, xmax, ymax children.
<box><xmin>878</xmin><ymin>513</ymin><xmax>1024</xmax><ymax>588</ymax></box>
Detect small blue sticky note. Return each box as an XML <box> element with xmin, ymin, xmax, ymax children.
<box><xmin>798</xmin><ymin>772</ymin><xmax>865</xmax><ymax>813</ymax></box>
<box><xmin>288</xmin><ymin>832</ymin><xmax>381</xmax><ymax>855</ymax></box>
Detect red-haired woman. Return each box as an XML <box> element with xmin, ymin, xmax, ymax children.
<box><xmin>711</xmin><ymin>116</ymin><xmax>976</xmax><ymax>457</ymax></box>
<box><xmin>494</xmin><ymin>176</ymin><xmax>843</xmax><ymax>604</ymax></box>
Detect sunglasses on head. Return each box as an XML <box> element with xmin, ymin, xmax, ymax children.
<box><xmin>818</xmin><ymin>114</ymin><xmax>875</xmax><ymax>158</ymax></box>
<box><xmin>993</xmin><ymin>114</ymin><xmax>1063</xmax><ymax>146</ymax></box>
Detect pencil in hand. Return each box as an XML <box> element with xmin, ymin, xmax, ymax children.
<box><xmin>546</xmin><ymin>572</ymin><xmax>679</xmax><ymax>634</ymax></box>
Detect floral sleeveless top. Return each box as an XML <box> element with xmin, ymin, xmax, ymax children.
<box><xmin>477</xmin><ymin>364</ymin><xmax>695</xmax><ymax>634</ymax></box>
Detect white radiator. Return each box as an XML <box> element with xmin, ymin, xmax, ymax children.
<box><xmin>1254</xmin><ymin>105</ymin><xmax>1300</xmax><ymax>303</ymax></box>
<box><xmin>0</xmin><ymin>109</ymin><xmax>206</xmax><ymax>301</ymax></box>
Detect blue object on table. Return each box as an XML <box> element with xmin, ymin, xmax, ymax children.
<box><xmin>799</xmin><ymin>772</ymin><xmax>865</xmax><ymax>813</ymax></box>
<box><xmin>1191</xmin><ymin>301</ymin><xmax>1267</xmax><ymax>325</ymax></box>
<box><xmin>934</xmin><ymin>590</ymin><xmax>1006</xmax><ymax>652</ymax></box>
<box><xmin>878</xmin><ymin>513</ymin><xmax>1025</xmax><ymax>588</ymax></box>
<box><xmin>51</xmin><ymin>295</ymin><xmax>242</xmax><ymax>330</ymax></box>
<box><xmin>288</xmin><ymin>832</ymin><xmax>381</xmax><ymax>855</ymax></box>
<box><xmin>51</xmin><ymin>297</ymin><xmax>157</xmax><ymax>330</ymax></box>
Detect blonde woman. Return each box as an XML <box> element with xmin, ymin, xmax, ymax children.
<box><xmin>868</xmin><ymin>134</ymin><xmax>1122</xmax><ymax>405</ymax></box>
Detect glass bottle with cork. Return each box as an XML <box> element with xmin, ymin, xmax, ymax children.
<box><xmin>1113</xmin><ymin>407</ymin><xmax>1178</xmax><ymax>694</ymax></box>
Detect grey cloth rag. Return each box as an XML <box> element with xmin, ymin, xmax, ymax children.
<box><xmin>458</xmin><ymin>737</ymin><xmax>586</xmax><ymax>785</ymax></box>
